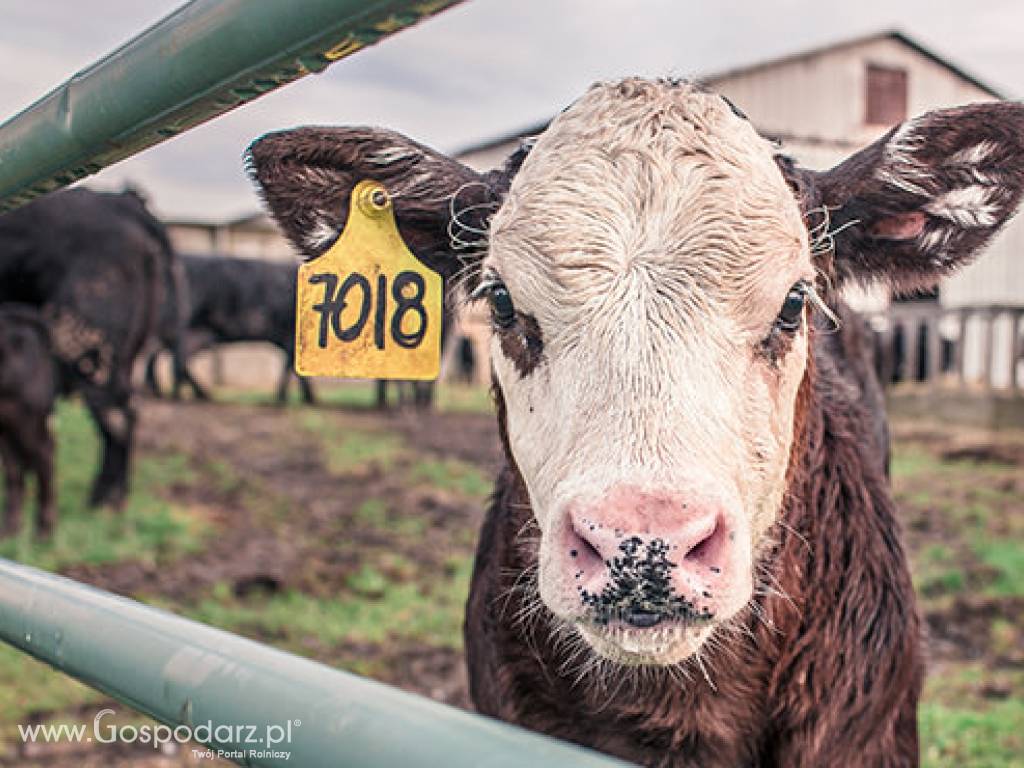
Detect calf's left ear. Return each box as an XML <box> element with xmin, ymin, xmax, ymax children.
<box><xmin>245</xmin><ymin>127</ymin><xmax>498</xmax><ymax>278</ymax></box>
<box><xmin>807</xmin><ymin>102</ymin><xmax>1024</xmax><ymax>291</ymax></box>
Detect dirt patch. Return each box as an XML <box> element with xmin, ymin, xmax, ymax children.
<box><xmin>61</xmin><ymin>400</ymin><xmax>502</xmax><ymax>602</ymax></box>
<box><xmin>926</xmin><ymin>596</ymin><xmax>1024</xmax><ymax>665</ymax></box>
<box><xmin>940</xmin><ymin>444</ymin><xmax>1024</xmax><ymax>466</ymax></box>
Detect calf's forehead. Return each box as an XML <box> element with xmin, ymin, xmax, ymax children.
<box><xmin>487</xmin><ymin>80</ymin><xmax>811</xmax><ymax>322</ymax></box>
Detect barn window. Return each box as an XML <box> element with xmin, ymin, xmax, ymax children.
<box><xmin>865</xmin><ymin>65</ymin><xmax>908</xmax><ymax>126</ymax></box>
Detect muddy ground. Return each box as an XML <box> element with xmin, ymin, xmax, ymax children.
<box><xmin>3</xmin><ymin>393</ymin><xmax>1022</xmax><ymax>766</ymax></box>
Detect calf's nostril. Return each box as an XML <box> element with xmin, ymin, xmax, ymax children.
<box><xmin>624</xmin><ymin>609</ymin><xmax>663</xmax><ymax>628</ymax></box>
<box><xmin>569</xmin><ymin>517</ymin><xmax>606</xmax><ymax>566</ymax></box>
<box><xmin>683</xmin><ymin>518</ymin><xmax>720</xmax><ymax>562</ymax></box>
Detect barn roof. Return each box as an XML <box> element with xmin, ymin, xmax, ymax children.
<box><xmin>701</xmin><ymin>29</ymin><xmax>1005</xmax><ymax>99</ymax></box>
<box><xmin>455</xmin><ymin>29</ymin><xmax>1005</xmax><ymax>158</ymax></box>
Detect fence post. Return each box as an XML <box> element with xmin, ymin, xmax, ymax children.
<box><xmin>925</xmin><ymin>311</ymin><xmax>942</xmax><ymax>386</ymax></box>
<box><xmin>953</xmin><ymin>309</ymin><xmax>968</xmax><ymax>385</ymax></box>
<box><xmin>1011</xmin><ymin>309</ymin><xmax>1023</xmax><ymax>394</ymax></box>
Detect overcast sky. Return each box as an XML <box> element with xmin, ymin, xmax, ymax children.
<box><xmin>1</xmin><ymin>0</ymin><xmax>1021</xmax><ymax>221</ymax></box>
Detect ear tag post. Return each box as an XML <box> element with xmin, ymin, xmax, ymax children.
<box><xmin>294</xmin><ymin>180</ymin><xmax>442</xmax><ymax>380</ymax></box>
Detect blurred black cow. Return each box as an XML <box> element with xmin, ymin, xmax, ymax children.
<box><xmin>144</xmin><ymin>253</ymin><xmax>314</xmax><ymax>404</ymax></box>
<box><xmin>0</xmin><ymin>188</ymin><xmax>173</xmax><ymax>508</ymax></box>
<box><xmin>0</xmin><ymin>306</ymin><xmax>56</xmax><ymax>536</ymax></box>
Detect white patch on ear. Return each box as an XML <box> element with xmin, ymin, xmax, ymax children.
<box><xmin>918</xmin><ymin>226</ymin><xmax>953</xmax><ymax>254</ymax></box>
<box><xmin>368</xmin><ymin>146</ymin><xmax>422</xmax><ymax>166</ymax></box>
<box><xmin>394</xmin><ymin>171</ymin><xmax>434</xmax><ymax>198</ymax></box>
<box><xmin>946</xmin><ymin>141</ymin><xmax>998</xmax><ymax>167</ymax></box>
<box><xmin>924</xmin><ymin>186</ymin><xmax>999</xmax><ymax>228</ymax></box>
<box><xmin>304</xmin><ymin>216</ymin><xmax>340</xmax><ymax>250</ymax></box>
<box><xmin>876</xmin><ymin>118</ymin><xmax>932</xmax><ymax>196</ymax></box>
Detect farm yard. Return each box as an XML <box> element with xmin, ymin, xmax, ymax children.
<box><xmin>2</xmin><ymin>3</ymin><xmax>1024</xmax><ymax>764</ymax></box>
<box><xmin>0</xmin><ymin>384</ymin><xmax>1020</xmax><ymax>767</ymax></box>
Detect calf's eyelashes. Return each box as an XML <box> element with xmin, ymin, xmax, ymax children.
<box><xmin>471</xmin><ymin>276</ymin><xmax>517</xmax><ymax>329</ymax></box>
<box><xmin>775</xmin><ymin>281</ymin><xmax>810</xmax><ymax>332</ymax></box>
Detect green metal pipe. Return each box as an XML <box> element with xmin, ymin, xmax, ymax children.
<box><xmin>0</xmin><ymin>557</ymin><xmax>630</xmax><ymax>767</ymax></box>
<box><xmin>0</xmin><ymin>0</ymin><xmax>465</xmax><ymax>212</ymax></box>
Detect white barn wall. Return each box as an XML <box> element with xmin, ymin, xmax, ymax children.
<box><xmin>709</xmin><ymin>36</ymin><xmax>995</xmax><ymax>149</ymax></box>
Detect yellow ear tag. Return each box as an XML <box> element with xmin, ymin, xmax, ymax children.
<box><xmin>294</xmin><ymin>180</ymin><xmax>442</xmax><ymax>380</ymax></box>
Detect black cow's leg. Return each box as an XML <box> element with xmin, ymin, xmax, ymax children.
<box><xmin>275</xmin><ymin>355</ymin><xmax>291</xmax><ymax>405</ymax></box>
<box><xmin>375</xmin><ymin>380</ymin><xmax>388</xmax><ymax>410</ymax></box>
<box><xmin>83</xmin><ymin>388</ymin><xmax>136</xmax><ymax>508</ymax></box>
<box><xmin>30</xmin><ymin>421</ymin><xmax>56</xmax><ymax>537</ymax></box>
<box><xmin>173</xmin><ymin>333</ymin><xmax>210</xmax><ymax>401</ymax></box>
<box><xmin>299</xmin><ymin>374</ymin><xmax>315</xmax><ymax>405</ymax></box>
<box><xmin>414</xmin><ymin>382</ymin><xmax>435</xmax><ymax>410</ymax></box>
<box><xmin>281</xmin><ymin>348</ymin><xmax>315</xmax><ymax>405</ymax></box>
<box><xmin>144</xmin><ymin>350</ymin><xmax>163</xmax><ymax>397</ymax></box>
<box><xmin>0</xmin><ymin>436</ymin><xmax>26</xmax><ymax>537</ymax></box>
<box><xmin>179</xmin><ymin>365</ymin><xmax>209</xmax><ymax>401</ymax></box>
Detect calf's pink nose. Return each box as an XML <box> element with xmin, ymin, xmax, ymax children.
<box><xmin>568</xmin><ymin>504</ymin><xmax>720</xmax><ymax>568</ymax></box>
<box><xmin>563</xmin><ymin>489</ymin><xmax>733</xmax><ymax>624</ymax></box>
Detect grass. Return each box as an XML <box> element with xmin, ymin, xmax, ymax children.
<box><xmin>176</xmin><ymin>555</ymin><xmax>473</xmax><ymax>672</ymax></box>
<box><xmin>410</xmin><ymin>458</ymin><xmax>492</xmax><ymax>500</ymax></box>
<box><xmin>920</xmin><ymin>665</ymin><xmax>1024</xmax><ymax>768</ymax></box>
<box><xmin>222</xmin><ymin>381</ymin><xmax>495</xmax><ymax>416</ymax></box>
<box><xmin>295</xmin><ymin>412</ymin><xmax>402</xmax><ymax>474</ymax></box>
<box><xmin>894</xmin><ymin>437</ymin><xmax>1024</xmax><ymax>767</ymax></box>
<box><xmin>920</xmin><ymin>699</ymin><xmax>1024</xmax><ymax>768</ymax></box>
<box><xmin>973</xmin><ymin>539</ymin><xmax>1024</xmax><ymax>597</ymax></box>
<box><xmin>355</xmin><ymin>498</ymin><xmax>428</xmax><ymax>536</ymax></box>
<box><xmin>0</xmin><ymin>400</ymin><xmax>210</xmax><ymax>571</ymax></box>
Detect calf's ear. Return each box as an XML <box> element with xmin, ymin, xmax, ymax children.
<box><xmin>808</xmin><ymin>102</ymin><xmax>1024</xmax><ymax>292</ymax></box>
<box><xmin>245</xmin><ymin>127</ymin><xmax>499</xmax><ymax>278</ymax></box>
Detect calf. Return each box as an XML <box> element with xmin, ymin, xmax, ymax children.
<box><xmin>0</xmin><ymin>306</ymin><xmax>56</xmax><ymax>537</ymax></box>
<box><xmin>0</xmin><ymin>188</ymin><xmax>167</xmax><ymax>507</ymax></box>
<box><xmin>247</xmin><ymin>80</ymin><xmax>1024</xmax><ymax>767</ymax></box>
<box><xmin>144</xmin><ymin>253</ymin><xmax>314</xmax><ymax>404</ymax></box>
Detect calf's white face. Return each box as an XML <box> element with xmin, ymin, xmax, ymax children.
<box><xmin>483</xmin><ymin>80</ymin><xmax>813</xmax><ymax>663</ymax></box>
<box><xmin>248</xmin><ymin>78</ymin><xmax>1024</xmax><ymax>670</ymax></box>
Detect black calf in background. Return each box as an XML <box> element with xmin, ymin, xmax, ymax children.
<box><xmin>0</xmin><ymin>188</ymin><xmax>169</xmax><ymax>507</ymax></box>
<box><xmin>144</xmin><ymin>253</ymin><xmax>314</xmax><ymax>404</ymax></box>
<box><xmin>0</xmin><ymin>306</ymin><xmax>57</xmax><ymax>536</ymax></box>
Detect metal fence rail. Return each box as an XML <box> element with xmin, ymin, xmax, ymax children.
<box><xmin>0</xmin><ymin>0</ymin><xmax>465</xmax><ymax>212</ymax></box>
<box><xmin>0</xmin><ymin>557</ymin><xmax>629</xmax><ymax>767</ymax></box>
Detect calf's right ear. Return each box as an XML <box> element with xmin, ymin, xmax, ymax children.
<box><xmin>245</xmin><ymin>127</ymin><xmax>498</xmax><ymax>278</ymax></box>
<box><xmin>808</xmin><ymin>102</ymin><xmax>1024</xmax><ymax>292</ymax></box>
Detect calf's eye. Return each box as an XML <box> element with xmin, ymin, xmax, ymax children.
<box><xmin>471</xmin><ymin>275</ymin><xmax>518</xmax><ymax>330</ymax></box>
<box><xmin>776</xmin><ymin>284</ymin><xmax>808</xmax><ymax>331</ymax></box>
<box><xmin>489</xmin><ymin>285</ymin><xmax>517</xmax><ymax>329</ymax></box>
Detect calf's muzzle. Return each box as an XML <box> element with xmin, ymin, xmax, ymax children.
<box><xmin>559</xmin><ymin>486</ymin><xmax>748</xmax><ymax>627</ymax></box>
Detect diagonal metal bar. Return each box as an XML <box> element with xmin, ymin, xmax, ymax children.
<box><xmin>0</xmin><ymin>0</ymin><xmax>465</xmax><ymax>212</ymax></box>
<box><xmin>0</xmin><ymin>557</ymin><xmax>632</xmax><ymax>768</ymax></box>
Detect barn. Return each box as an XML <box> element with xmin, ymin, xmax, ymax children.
<box><xmin>455</xmin><ymin>30</ymin><xmax>1024</xmax><ymax>399</ymax></box>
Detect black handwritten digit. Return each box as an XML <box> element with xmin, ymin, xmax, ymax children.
<box><xmin>309</xmin><ymin>273</ymin><xmax>338</xmax><ymax>349</ymax></box>
<box><xmin>391</xmin><ymin>271</ymin><xmax>428</xmax><ymax>349</ymax></box>
<box><xmin>334</xmin><ymin>273</ymin><xmax>371</xmax><ymax>341</ymax></box>
<box><xmin>374</xmin><ymin>274</ymin><xmax>387</xmax><ymax>350</ymax></box>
